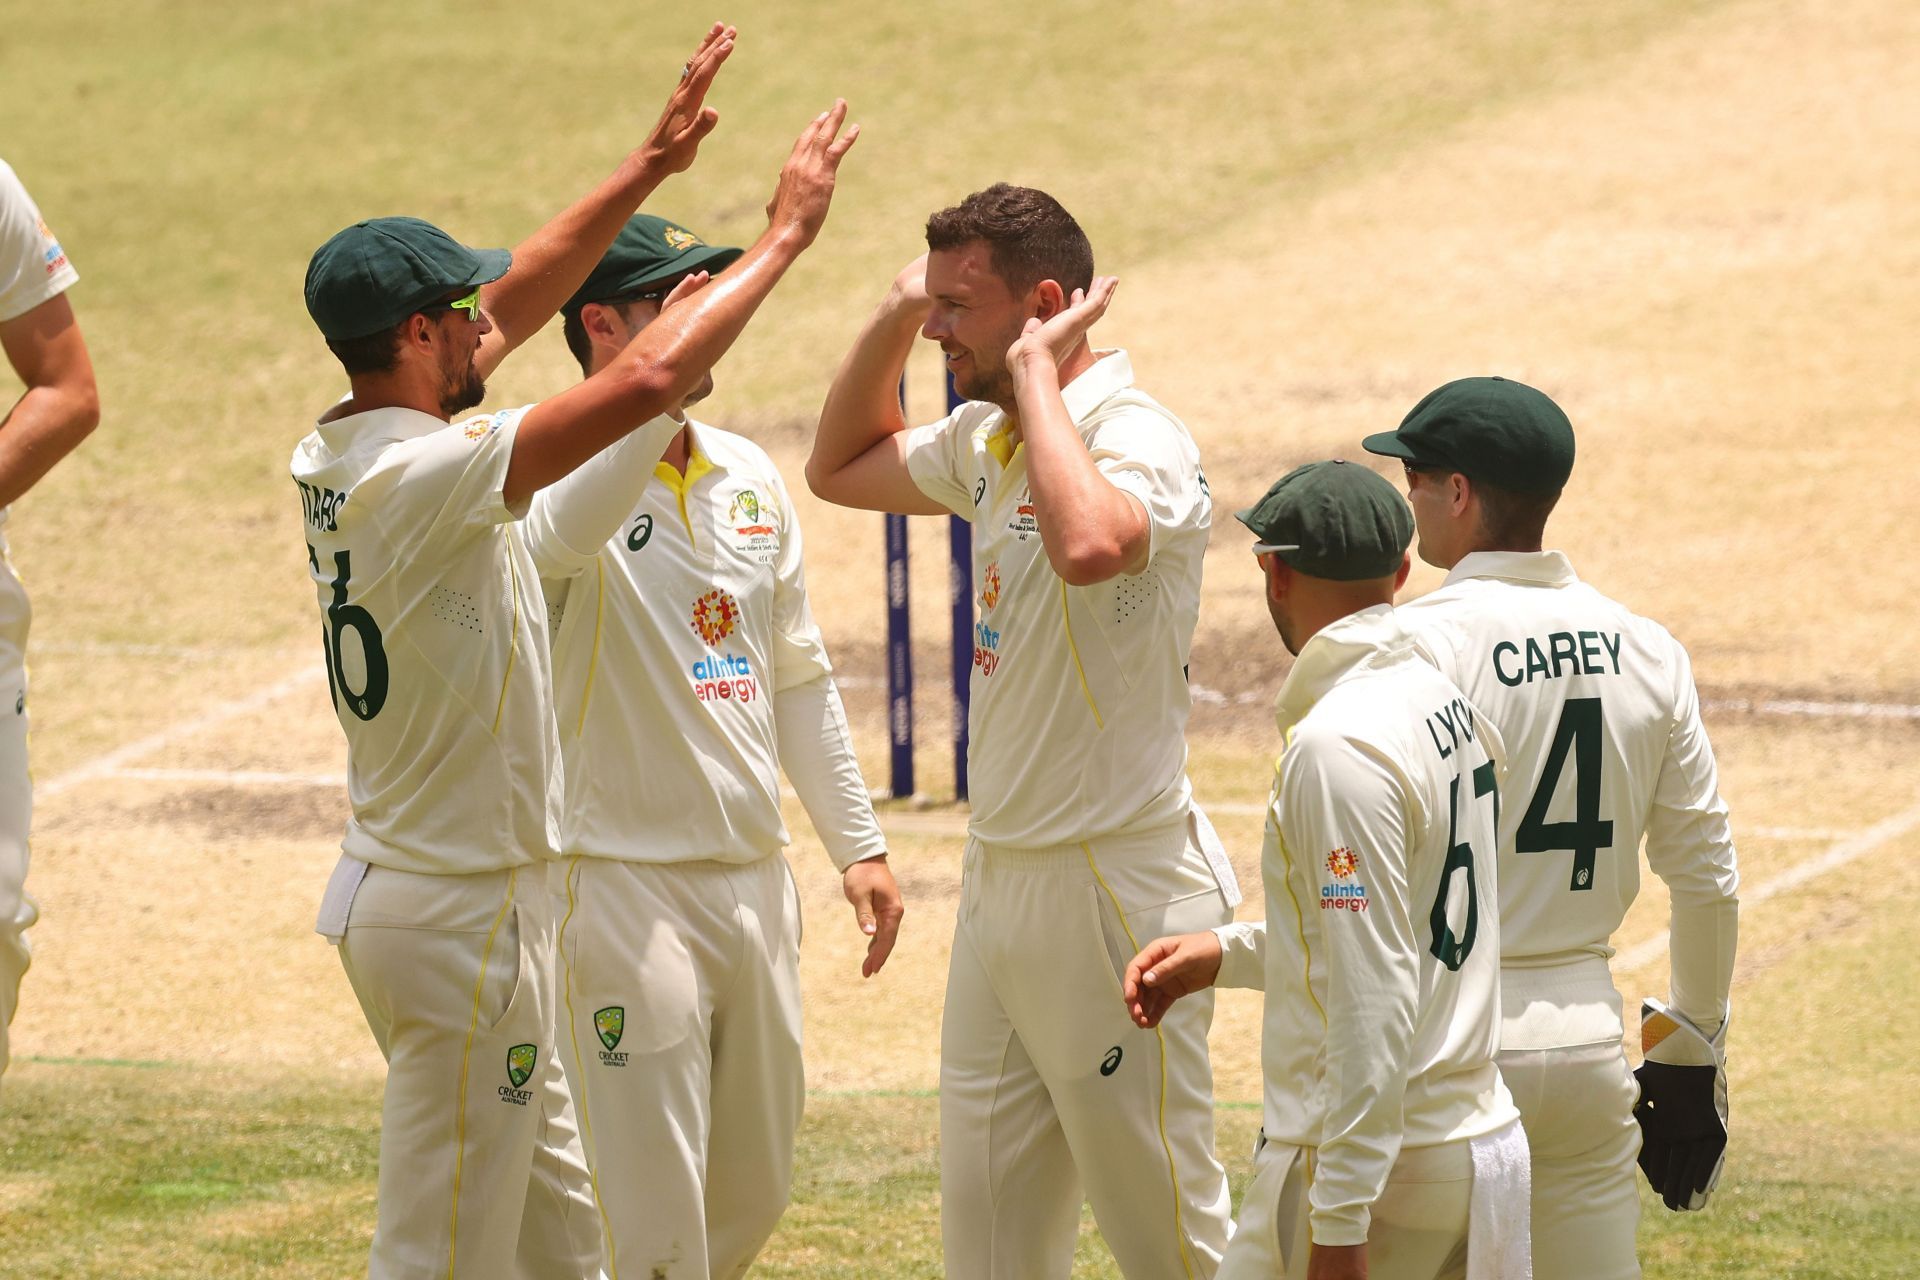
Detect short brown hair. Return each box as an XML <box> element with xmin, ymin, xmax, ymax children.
<box><xmin>925</xmin><ymin>184</ymin><xmax>1093</xmax><ymax>296</ymax></box>
<box><xmin>326</xmin><ymin>323</ymin><xmax>404</xmax><ymax>376</ymax></box>
<box><xmin>1473</xmin><ymin>478</ymin><xmax>1561</xmax><ymax>549</ymax></box>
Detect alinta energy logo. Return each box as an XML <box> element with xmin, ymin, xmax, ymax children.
<box><xmin>689</xmin><ymin>588</ymin><xmax>759</xmax><ymax>704</ymax></box>
<box><xmin>979</xmin><ymin>561</ymin><xmax>1002</xmax><ymax>612</ymax></box>
<box><xmin>1322</xmin><ymin>846</ymin><xmax>1370</xmax><ymax>913</ymax></box>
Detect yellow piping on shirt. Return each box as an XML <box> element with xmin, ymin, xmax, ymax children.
<box><xmin>1081</xmin><ymin>841</ymin><xmax>1198</xmax><ymax>1280</ymax></box>
<box><xmin>1059</xmin><ymin>581</ymin><xmax>1105</xmax><ymax>729</ymax></box>
<box><xmin>492</xmin><ymin>548</ymin><xmax>522</xmax><ymax>736</ymax></box>
<box><xmin>575</xmin><ymin>558</ymin><xmax>605</xmax><ymax>736</ymax></box>
<box><xmin>654</xmin><ymin>441</ymin><xmax>714</xmax><ymax>538</ymax></box>
<box><xmin>450</xmin><ymin>867</ymin><xmax>518</xmax><ymax>1277</ymax></box>
<box><xmin>559</xmin><ymin>856</ymin><xmax>619</xmax><ymax>1277</ymax></box>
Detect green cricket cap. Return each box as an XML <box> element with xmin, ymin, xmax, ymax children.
<box><xmin>562</xmin><ymin>214</ymin><xmax>743</xmax><ymax>316</ymax></box>
<box><xmin>1236</xmin><ymin>460</ymin><xmax>1413</xmax><ymax>581</ymax></box>
<box><xmin>1362</xmin><ymin>375</ymin><xmax>1574</xmax><ymax>495</ymax></box>
<box><xmin>305</xmin><ymin>216</ymin><xmax>510</xmax><ymax>342</ymax></box>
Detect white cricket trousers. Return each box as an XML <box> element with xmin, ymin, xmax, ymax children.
<box><xmin>553</xmin><ymin>852</ymin><xmax>804</xmax><ymax>1280</ymax></box>
<box><xmin>338</xmin><ymin>862</ymin><xmax>603</xmax><ymax>1280</ymax></box>
<box><xmin>1218</xmin><ymin>1122</ymin><xmax>1531</xmax><ymax>1280</ymax></box>
<box><xmin>0</xmin><ymin>541</ymin><xmax>32</xmax><ymax>1087</ymax></box>
<box><xmin>1498</xmin><ymin>1042</ymin><xmax>1641</xmax><ymax>1280</ymax></box>
<box><xmin>941</xmin><ymin>817</ymin><xmax>1236</xmax><ymax>1280</ymax></box>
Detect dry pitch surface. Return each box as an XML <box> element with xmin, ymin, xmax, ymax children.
<box><xmin>2</xmin><ymin>0</ymin><xmax>1917</xmax><ymax>1275</ymax></box>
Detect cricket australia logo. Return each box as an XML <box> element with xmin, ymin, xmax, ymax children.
<box><xmin>663</xmin><ymin>225</ymin><xmax>702</xmax><ymax>251</ymax></box>
<box><xmin>499</xmin><ymin>1043</ymin><xmax>538</xmax><ymax>1105</ymax></box>
<box><xmin>1322</xmin><ymin>847</ymin><xmax>1370</xmax><ymax>913</ymax></box>
<box><xmin>690</xmin><ymin>589</ymin><xmax>741</xmax><ymax>646</ymax></box>
<box><xmin>979</xmin><ymin>561</ymin><xmax>1002</xmax><ymax>612</ymax></box>
<box><xmin>595</xmin><ymin>1006</ymin><xmax>630</xmax><ymax>1067</ymax></box>
<box><xmin>726</xmin><ymin>488</ymin><xmax>780</xmax><ymax>563</ymax></box>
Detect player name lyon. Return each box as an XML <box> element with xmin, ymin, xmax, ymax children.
<box><xmin>691</xmin><ymin>651</ymin><xmax>760</xmax><ymax>702</ymax></box>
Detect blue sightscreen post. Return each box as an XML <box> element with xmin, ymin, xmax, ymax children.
<box><xmin>886</xmin><ymin>377</ymin><xmax>915</xmax><ymax>799</ymax></box>
<box><xmin>946</xmin><ymin>370</ymin><xmax>972</xmax><ymax>801</ymax></box>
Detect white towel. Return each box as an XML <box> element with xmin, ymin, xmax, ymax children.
<box><xmin>1467</xmin><ymin>1120</ymin><xmax>1532</xmax><ymax>1280</ymax></box>
<box><xmin>314</xmin><ymin>853</ymin><xmax>370</xmax><ymax>944</ymax></box>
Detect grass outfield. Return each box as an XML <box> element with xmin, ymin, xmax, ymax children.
<box><xmin>1</xmin><ymin>0</ymin><xmax>1917</xmax><ymax>1274</ymax></box>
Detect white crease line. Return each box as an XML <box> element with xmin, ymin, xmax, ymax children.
<box><xmin>105</xmin><ymin>767</ymin><xmax>347</xmax><ymax>789</ymax></box>
<box><xmin>39</xmin><ymin>669</ymin><xmax>322</xmax><ymax>800</ymax></box>
<box><xmin>1613</xmin><ymin>796</ymin><xmax>1920</xmax><ymax>973</ymax></box>
<box><xmin>1704</xmin><ymin>697</ymin><xmax>1920</xmax><ymax>721</ymax></box>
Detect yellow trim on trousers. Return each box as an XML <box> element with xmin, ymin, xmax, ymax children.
<box><xmin>1080</xmin><ymin>841</ymin><xmax>1197</xmax><ymax>1280</ymax></box>
<box><xmin>449</xmin><ymin>866</ymin><xmax>519</xmax><ymax>1278</ymax></box>
<box><xmin>559</xmin><ymin>856</ymin><xmax>619</xmax><ymax>1278</ymax></box>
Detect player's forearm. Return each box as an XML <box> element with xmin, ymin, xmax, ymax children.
<box><xmin>1017</xmin><ymin>361</ymin><xmax>1146</xmax><ymax>584</ymax></box>
<box><xmin>1667</xmin><ymin>894</ymin><xmax>1737</xmax><ymax>1036</ymax></box>
<box><xmin>808</xmin><ymin>296</ymin><xmax>919</xmax><ymax>494</ymax></box>
<box><xmin>522</xmin><ymin>414</ymin><xmax>680</xmax><ymax>575</ymax></box>
<box><xmin>1211</xmin><ymin>921</ymin><xmax>1267</xmax><ymax>990</ymax></box>
<box><xmin>504</xmin><ymin>227</ymin><xmax>805</xmax><ymax>505</ymax></box>
<box><xmin>0</xmin><ymin>381</ymin><xmax>100</xmax><ymax>508</ymax></box>
<box><xmin>480</xmin><ymin>154</ymin><xmax>668</xmax><ymax>362</ymax></box>
<box><xmin>776</xmin><ymin>676</ymin><xmax>886</xmax><ymax>871</ymax></box>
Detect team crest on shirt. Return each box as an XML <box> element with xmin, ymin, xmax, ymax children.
<box><xmin>1007</xmin><ymin>490</ymin><xmax>1039</xmax><ymax>540</ymax></box>
<box><xmin>726</xmin><ymin>488</ymin><xmax>780</xmax><ymax>562</ymax></box>
<box><xmin>499</xmin><ymin>1043</ymin><xmax>538</xmax><ymax>1104</ymax></box>
<box><xmin>979</xmin><ymin>562</ymin><xmax>1002</xmax><ymax>611</ymax></box>
<box><xmin>663</xmin><ymin>225</ymin><xmax>702</xmax><ymax>251</ymax></box>
<box><xmin>1322</xmin><ymin>847</ymin><xmax>1369</xmax><ymax>913</ymax></box>
<box><xmin>461</xmin><ymin>415</ymin><xmax>498</xmax><ymax>442</ymax></box>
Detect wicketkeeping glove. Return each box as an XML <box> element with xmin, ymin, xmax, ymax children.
<box><xmin>1633</xmin><ymin>998</ymin><xmax>1729</xmax><ymax>1211</ymax></box>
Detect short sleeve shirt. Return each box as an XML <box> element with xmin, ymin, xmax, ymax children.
<box><xmin>901</xmin><ymin>349</ymin><xmax>1210</xmax><ymax>848</ymax></box>
<box><xmin>291</xmin><ymin>404</ymin><xmax>562</xmax><ymax>874</ymax></box>
<box><xmin>0</xmin><ymin>159</ymin><xmax>77</xmax><ymax>323</ymax></box>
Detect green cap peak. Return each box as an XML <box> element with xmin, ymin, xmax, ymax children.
<box><xmin>1235</xmin><ymin>460</ymin><xmax>1413</xmax><ymax>582</ymax></box>
<box><xmin>1362</xmin><ymin>375</ymin><xmax>1574</xmax><ymax>495</ymax></box>
<box><xmin>562</xmin><ymin>214</ymin><xmax>743</xmax><ymax>316</ymax></box>
<box><xmin>304</xmin><ymin>216</ymin><xmax>510</xmax><ymax>341</ymax></box>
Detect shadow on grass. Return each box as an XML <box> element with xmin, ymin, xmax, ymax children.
<box><xmin>2</xmin><ymin>1063</ymin><xmax>1912</xmax><ymax>1278</ymax></box>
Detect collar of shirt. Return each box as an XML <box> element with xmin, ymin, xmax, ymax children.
<box><xmin>1271</xmin><ymin>603</ymin><xmax>1421</xmax><ymax>736</ymax></box>
<box><xmin>314</xmin><ymin>403</ymin><xmax>450</xmax><ymax>453</ymax></box>
<box><xmin>1442</xmin><ymin>549</ymin><xmax>1578</xmax><ymax>589</ymax></box>
<box><xmin>982</xmin><ymin>347</ymin><xmax>1136</xmax><ymax>465</ymax></box>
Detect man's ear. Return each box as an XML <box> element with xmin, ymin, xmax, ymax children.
<box><xmin>1394</xmin><ymin>552</ymin><xmax>1412</xmax><ymax>593</ymax></box>
<box><xmin>404</xmin><ymin>313</ymin><xmax>437</xmax><ymax>351</ymax></box>
<box><xmin>1261</xmin><ymin>552</ymin><xmax>1292</xmax><ymax>604</ymax></box>
<box><xmin>1031</xmin><ymin>278</ymin><xmax>1066</xmax><ymax>321</ymax></box>
<box><xmin>1450</xmin><ymin>471</ymin><xmax>1474</xmax><ymax>518</ymax></box>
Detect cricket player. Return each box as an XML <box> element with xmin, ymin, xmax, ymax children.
<box><xmin>1365</xmin><ymin>377</ymin><xmax>1739</xmax><ymax>1278</ymax></box>
<box><xmin>0</xmin><ymin>157</ymin><xmax>98</xmax><ymax>1087</ymax></box>
<box><xmin>1124</xmin><ymin>460</ymin><xmax>1531</xmax><ymax>1280</ymax></box>
<box><xmin>808</xmin><ymin>184</ymin><xmax>1236</xmax><ymax>1278</ymax></box>
<box><xmin>520</xmin><ymin>199</ymin><xmax>891</xmax><ymax>1280</ymax></box>
<box><xmin>295</xmin><ymin>30</ymin><xmax>859</xmax><ymax>1278</ymax></box>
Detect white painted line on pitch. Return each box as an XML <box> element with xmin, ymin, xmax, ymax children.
<box><xmin>39</xmin><ymin>668</ymin><xmax>323</xmax><ymax>800</ymax></box>
<box><xmin>1612</xmin><ymin>795</ymin><xmax>1920</xmax><ymax>974</ymax></box>
<box><xmin>104</xmin><ymin>766</ymin><xmax>347</xmax><ymax>789</ymax></box>
<box><xmin>1703</xmin><ymin>696</ymin><xmax>1920</xmax><ymax>721</ymax></box>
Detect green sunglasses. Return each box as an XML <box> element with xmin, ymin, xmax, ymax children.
<box><xmin>423</xmin><ymin>286</ymin><xmax>483</xmax><ymax>323</ymax></box>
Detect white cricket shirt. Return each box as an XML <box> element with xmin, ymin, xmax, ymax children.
<box><xmin>1399</xmin><ymin>551</ymin><xmax>1739</xmax><ymax>1047</ymax></box>
<box><xmin>1214</xmin><ymin>605</ymin><xmax>1517</xmax><ymax>1247</ymax></box>
<box><xmin>0</xmin><ymin>158</ymin><xmax>80</xmax><ymax>541</ymax></box>
<box><xmin>291</xmin><ymin>404</ymin><xmax>562</xmax><ymax>875</ymax></box>
<box><xmin>902</xmin><ymin>349</ymin><xmax>1209</xmax><ymax>848</ymax></box>
<box><xmin>525</xmin><ymin>419</ymin><xmax>885</xmax><ymax>869</ymax></box>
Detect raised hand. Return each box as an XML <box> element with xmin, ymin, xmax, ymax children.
<box><xmin>638</xmin><ymin>23</ymin><xmax>737</xmax><ymax>176</ymax></box>
<box><xmin>765</xmin><ymin>100</ymin><xmax>861</xmax><ymax>249</ymax></box>
<box><xmin>656</xmin><ymin>270</ymin><xmax>711</xmax><ymax>313</ymax></box>
<box><xmin>1122</xmin><ymin>931</ymin><xmax>1222</xmax><ymax>1029</ymax></box>
<box><xmin>1005</xmin><ymin>275</ymin><xmax>1119</xmax><ymax>378</ymax></box>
